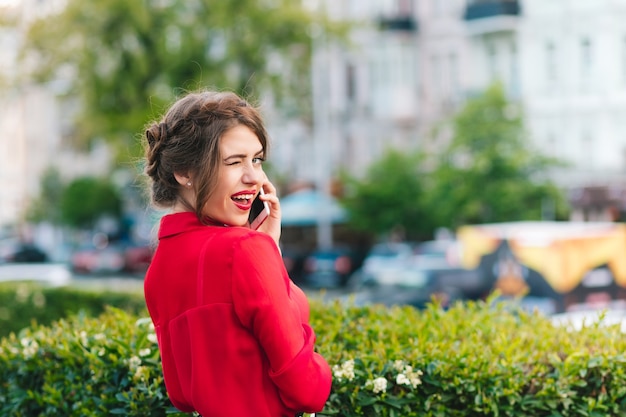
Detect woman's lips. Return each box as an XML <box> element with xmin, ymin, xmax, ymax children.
<box><xmin>231</xmin><ymin>191</ymin><xmax>256</xmax><ymax>210</ymax></box>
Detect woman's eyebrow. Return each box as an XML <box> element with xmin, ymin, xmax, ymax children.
<box><xmin>223</xmin><ymin>153</ymin><xmax>246</xmax><ymax>161</ymax></box>
<box><xmin>223</xmin><ymin>148</ymin><xmax>264</xmax><ymax>161</ymax></box>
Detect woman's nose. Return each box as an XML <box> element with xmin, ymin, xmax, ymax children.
<box><xmin>242</xmin><ymin>164</ymin><xmax>262</xmax><ymax>184</ymax></box>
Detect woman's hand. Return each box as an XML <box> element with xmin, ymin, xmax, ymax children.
<box><xmin>257</xmin><ymin>179</ymin><xmax>281</xmax><ymax>247</ymax></box>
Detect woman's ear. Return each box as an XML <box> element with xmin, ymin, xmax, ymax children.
<box><xmin>174</xmin><ymin>172</ymin><xmax>192</xmax><ymax>188</ymax></box>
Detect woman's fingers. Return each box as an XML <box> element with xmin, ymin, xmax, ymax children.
<box><xmin>258</xmin><ymin>180</ymin><xmax>281</xmax><ymax>246</ymax></box>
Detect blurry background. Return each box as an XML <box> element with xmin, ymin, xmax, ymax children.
<box><xmin>2</xmin><ymin>0</ymin><xmax>626</xmax><ymax>314</ymax></box>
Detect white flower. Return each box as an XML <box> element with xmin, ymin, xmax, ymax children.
<box><xmin>373</xmin><ymin>377</ymin><xmax>388</xmax><ymax>393</ymax></box>
<box><xmin>396</xmin><ymin>373</ymin><xmax>410</xmax><ymax>386</ymax></box>
<box><xmin>147</xmin><ymin>333</ymin><xmax>158</xmax><ymax>344</ymax></box>
<box><xmin>128</xmin><ymin>355</ymin><xmax>141</xmax><ymax>369</ymax></box>
<box><xmin>332</xmin><ymin>359</ymin><xmax>355</xmax><ymax>382</ymax></box>
<box><xmin>134</xmin><ymin>365</ymin><xmax>148</xmax><ymax>382</ymax></box>
<box><xmin>366</xmin><ymin>377</ymin><xmax>388</xmax><ymax>394</ymax></box>
<box><xmin>393</xmin><ymin>360</ymin><xmax>405</xmax><ymax>372</ymax></box>
<box><xmin>139</xmin><ymin>348</ymin><xmax>151</xmax><ymax>357</ymax></box>
<box><xmin>404</xmin><ymin>367</ymin><xmax>423</xmax><ymax>388</ymax></box>
<box><xmin>78</xmin><ymin>330</ymin><xmax>88</xmax><ymax>346</ymax></box>
<box><xmin>135</xmin><ymin>318</ymin><xmax>156</xmax><ymax>333</ymax></box>
<box><xmin>20</xmin><ymin>337</ymin><xmax>39</xmax><ymax>359</ymax></box>
<box><xmin>93</xmin><ymin>333</ymin><xmax>106</xmax><ymax>341</ymax></box>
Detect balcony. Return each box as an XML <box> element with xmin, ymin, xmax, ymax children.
<box><xmin>378</xmin><ymin>15</ymin><xmax>418</xmax><ymax>32</ymax></box>
<box><xmin>463</xmin><ymin>1</ymin><xmax>520</xmax><ymax>35</ymax></box>
<box><xmin>464</xmin><ymin>0</ymin><xmax>520</xmax><ymax>21</ymax></box>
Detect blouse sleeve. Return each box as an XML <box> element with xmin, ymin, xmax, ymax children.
<box><xmin>231</xmin><ymin>232</ymin><xmax>332</xmax><ymax>412</ymax></box>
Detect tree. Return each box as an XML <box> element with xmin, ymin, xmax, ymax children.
<box><xmin>59</xmin><ymin>176</ymin><xmax>122</xmax><ymax>229</ymax></box>
<box><xmin>21</xmin><ymin>0</ymin><xmax>344</xmax><ymax>160</ymax></box>
<box><xmin>25</xmin><ymin>167</ymin><xmax>64</xmax><ymax>224</ymax></box>
<box><xmin>339</xmin><ymin>149</ymin><xmax>434</xmax><ymax>241</ymax></box>
<box><xmin>429</xmin><ymin>83</ymin><xmax>569</xmax><ymax>228</ymax></box>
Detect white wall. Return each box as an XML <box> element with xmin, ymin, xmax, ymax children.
<box><xmin>521</xmin><ymin>0</ymin><xmax>626</xmax><ymax>186</ymax></box>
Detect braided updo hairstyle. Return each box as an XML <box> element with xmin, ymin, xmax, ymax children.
<box><xmin>143</xmin><ymin>90</ymin><xmax>269</xmax><ymax>223</ymax></box>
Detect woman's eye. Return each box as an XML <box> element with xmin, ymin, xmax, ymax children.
<box><xmin>252</xmin><ymin>157</ymin><xmax>265</xmax><ymax>164</ymax></box>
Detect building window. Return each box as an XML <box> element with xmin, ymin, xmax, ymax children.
<box><xmin>545</xmin><ymin>41</ymin><xmax>556</xmax><ymax>82</ymax></box>
<box><xmin>346</xmin><ymin>63</ymin><xmax>356</xmax><ymax>103</ymax></box>
<box><xmin>449</xmin><ymin>51</ymin><xmax>459</xmax><ymax>99</ymax></box>
<box><xmin>580</xmin><ymin>37</ymin><xmax>592</xmax><ymax>79</ymax></box>
<box><xmin>431</xmin><ymin>54</ymin><xmax>441</xmax><ymax>100</ymax></box>
<box><xmin>487</xmin><ymin>42</ymin><xmax>498</xmax><ymax>81</ymax></box>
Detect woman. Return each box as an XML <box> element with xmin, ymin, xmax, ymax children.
<box><xmin>142</xmin><ymin>90</ymin><xmax>331</xmax><ymax>417</ymax></box>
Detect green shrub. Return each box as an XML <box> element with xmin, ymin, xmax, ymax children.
<box><xmin>315</xmin><ymin>298</ymin><xmax>626</xmax><ymax>416</ymax></box>
<box><xmin>0</xmin><ymin>307</ymin><xmax>184</xmax><ymax>417</ymax></box>
<box><xmin>0</xmin><ymin>282</ymin><xmax>146</xmax><ymax>339</ymax></box>
<box><xmin>2</xmin><ymin>293</ymin><xmax>626</xmax><ymax>416</ymax></box>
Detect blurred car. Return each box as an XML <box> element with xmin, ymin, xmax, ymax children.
<box><xmin>348</xmin><ymin>242</ymin><xmax>425</xmax><ymax>289</ymax></box>
<box><xmin>343</xmin><ymin>240</ymin><xmax>485</xmax><ymax>309</ymax></box>
<box><xmin>338</xmin><ymin>283</ymin><xmax>437</xmax><ymax>309</ymax></box>
<box><xmin>122</xmin><ymin>243</ymin><xmax>154</xmax><ymax>274</ymax></box>
<box><xmin>281</xmin><ymin>247</ymin><xmax>307</xmax><ymax>285</ymax></box>
<box><xmin>70</xmin><ymin>243</ymin><xmax>126</xmax><ymax>275</ymax></box>
<box><xmin>302</xmin><ymin>247</ymin><xmax>356</xmax><ymax>288</ymax></box>
<box><xmin>0</xmin><ymin>238</ymin><xmax>48</xmax><ymax>263</ymax></box>
<box><xmin>344</xmin><ymin>241</ymin><xmax>443</xmax><ymax>309</ymax></box>
<box><xmin>11</xmin><ymin>244</ymin><xmax>48</xmax><ymax>263</ymax></box>
<box><xmin>550</xmin><ymin>305</ymin><xmax>626</xmax><ymax>332</ymax></box>
<box><xmin>412</xmin><ymin>240</ymin><xmax>485</xmax><ymax>300</ymax></box>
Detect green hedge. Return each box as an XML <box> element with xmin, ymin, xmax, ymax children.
<box><xmin>2</xmin><ymin>287</ymin><xmax>626</xmax><ymax>416</ymax></box>
<box><xmin>0</xmin><ymin>282</ymin><xmax>146</xmax><ymax>339</ymax></box>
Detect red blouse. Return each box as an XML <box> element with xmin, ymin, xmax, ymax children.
<box><xmin>144</xmin><ymin>212</ymin><xmax>331</xmax><ymax>416</ymax></box>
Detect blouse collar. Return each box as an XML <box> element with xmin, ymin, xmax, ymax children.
<box><xmin>158</xmin><ymin>212</ymin><xmax>228</xmax><ymax>239</ymax></box>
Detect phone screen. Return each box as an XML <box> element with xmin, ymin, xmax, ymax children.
<box><xmin>248</xmin><ymin>189</ymin><xmax>270</xmax><ymax>230</ymax></box>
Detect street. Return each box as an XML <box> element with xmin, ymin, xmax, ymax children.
<box><xmin>0</xmin><ymin>262</ymin><xmax>350</xmax><ymax>301</ymax></box>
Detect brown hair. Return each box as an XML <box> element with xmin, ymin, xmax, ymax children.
<box><xmin>143</xmin><ymin>90</ymin><xmax>269</xmax><ymax>223</ymax></box>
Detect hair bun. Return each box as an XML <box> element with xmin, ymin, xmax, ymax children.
<box><xmin>145</xmin><ymin>122</ymin><xmax>168</xmax><ymax>179</ymax></box>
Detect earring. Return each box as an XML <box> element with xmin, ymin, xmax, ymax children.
<box><xmin>186</xmin><ymin>181</ymin><xmax>191</xmax><ymax>187</ymax></box>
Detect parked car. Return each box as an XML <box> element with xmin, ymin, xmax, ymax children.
<box><xmin>302</xmin><ymin>247</ymin><xmax>356</xmax><ymax>288</ymax></box>
<box><xmin>11</xmin><ymin>244</ymin><xmax>48</xmax><ymax>263</ymax></box>
<box><xmin>344</xmin><ymin>239</ymin><xmax>484</xmax><ymax>309</ymax></box>
<box><xmin>281</xmin><ymin>247</ymin><xmax>307</xmax><ymax>285</ymax></box>
<box><xmin>70</xmin><ymin>243</ymin><xmax>126</xmax><ymax>275</ymax></box>
<box><xmin>348</xmin><ymin>242</ymin><xmax>424</xmax><ymax>289</ymax></box>
<box><xmin>122</xmin><ymin>243</ymin><xmax>154</xmax><ymax>274</ymax></box>
<box><xmin>0</xmin><ymin>238</ymin><xmax>48</xmax><ymax>263</ymax></box>
<box><xmin>412</xmin><ymin>240</ymin><xmax>485</xmax><ymax>300</ymax></box>
<box><xmin>550</xmin><ymin>305</ymin><xmax>626</xmax><ymax>332</ymax></box>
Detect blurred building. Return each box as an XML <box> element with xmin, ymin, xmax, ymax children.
<box><xmin>306</xmin><ymin>0</ymin><xmax>626</xmax><ymax>220</ymax></box>
<box><xmin>3</xmin><ymin>0</ymin><xmax>626</xmax><ymax>230</ymax></box>
<box><xmin>0</xmin><ymin>0</ymin><xmax>112</xmax><ymax>232</ymax></box>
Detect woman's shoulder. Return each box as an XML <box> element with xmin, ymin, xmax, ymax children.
<box><xmin>215</xmin><ymin>226</ymin><xmax>260</xmax><ymax>239</ymax></box>
<box><xmin>213</xmin><ymin>227</ymin><xmax>275</xmax><ymax>247</ymax></box>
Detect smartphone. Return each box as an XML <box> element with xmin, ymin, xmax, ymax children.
<box><xmin>248</xmin><ymin>188</ymin><xmax>270</xmax><ymax>230</ymax></box>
